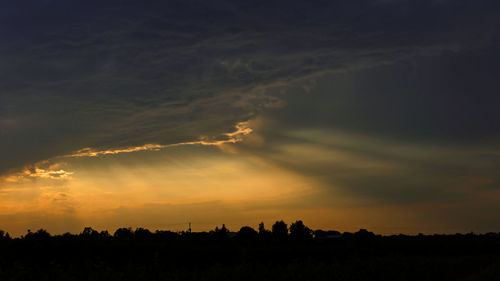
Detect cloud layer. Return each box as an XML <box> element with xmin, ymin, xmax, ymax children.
<box><xmin>1</xmin><ymin>1</ymin><xmax>500</xmax><ymax>234</ymax></box>
<box><xmin>3</xmin><ymin>0</ymin><xmax>499</xmax><ymax>175</ymax></box>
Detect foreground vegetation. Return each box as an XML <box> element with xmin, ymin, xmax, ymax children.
<box><xmin>1</xmin><ymin>221</ymin><xmax>500</xmax><ymax>281</ymax></box>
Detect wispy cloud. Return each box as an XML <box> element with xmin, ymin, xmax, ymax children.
<box><xmin>67</xmin><ymin>121</ymin><xmax>252</xmax><ymax>158</ymax></box>
<box><xmin>1</xmin><ymin>122</ymin><xmax>252</xmax><ymax>183</ymax></box>
<box><xmin>1</xmin><ymin>167</ymin><xmax>73</xmax><ymax>183</ymax></box>
<box><xmin>27</xmin><ymin>168</ymin><xmax>74</xmax><ymax>180</ymax></box>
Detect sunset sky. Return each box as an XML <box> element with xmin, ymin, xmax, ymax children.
<box><xmin>1</xmin><ymin>0</ymin><xmax>500</xmax><ymax>236</ymax></box>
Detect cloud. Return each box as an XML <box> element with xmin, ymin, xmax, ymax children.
<box><xmin>0</xmin><ymin>162</ymin><xmax>74</xmax><ymax>184</ymax></box>
<box><xmin>0</xmin><ymin>121</ymin><xmax>252</xmax><ymax>185</ymax></box>
<box><xmin>67</xmin><ymin>121</ymin><xmax>252</xmax><ymax>157</ymax></box>
<box><xmin>233</xmin><ymin>122</ymin><xmax>500</xmax><ymax>206</ymax></box>
<box><xmin>228</xmin><ymin>48</ymin><xmax>500</xmax><ymax>203</ymax></box>
<box><xmin>3</xmin><ymin>0</ymin><xmax>498</xmax><ymax>175</ymax></box>
<box><xmin>219</xmin><ymin>41</ymin><xmax>500</xmax><ymax>205</ymax></box>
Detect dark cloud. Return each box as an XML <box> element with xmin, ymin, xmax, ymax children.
<box><xmin>232</xmin><ymin>49</ymin><xmax>500</xmax><ymax>204</ymax></box>
<box><xmin>235</xmin><ymin>124</ymin><xmax>500</xmax><ymax>205</ymax></box>
<box><xmin>266</xmin><ymin>49</ymin><xmax>500</xmax><ymax>143</ymax></box>
<box><xmin>1</xmin><ymin>0</ymin><xmax>500</xmax><ymax>176</ymax></box>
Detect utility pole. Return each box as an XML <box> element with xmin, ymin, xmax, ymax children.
<box><xmin>188</xmin><ymin>222</ymin><xmax>191</xmax><ymax>233</ymax></box>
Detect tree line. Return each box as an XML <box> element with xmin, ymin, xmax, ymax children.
<box><xmin>1</xmin><ymin>220</ymin><xmax>500</xmax><ymax>281</ymax></box>
<box><xmin>1</xmin><ymin>219</ymin><xmax>500</xmax><ymax>242</ymax></box>
<box><xmin>0</xmin><ymin>220</ymin><xmax>339</xmax><ymax>240</ymax></box>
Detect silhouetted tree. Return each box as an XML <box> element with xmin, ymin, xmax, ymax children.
<box><xmin>25</xmin><ymin>229</ymin><xmax>51</xmax><ymax>240</ymax></box>
<box><xmin>114</xmin><ymin>227</ymin><xmax>134</xmax><ymax>240</ymax></box>
<box><xmin>213</xmin><ymin>224</ymin><xmax>229</xmax><ymax>239</ymax></box>
<box><xmin>289</xmin><ymin>220</ymin><xmax>312</xmax><ymax>240</ymax></box>
<box><xmin>258</xmin><ymin>222</ymin><xmax>266</xmax><ymax>234</ymax></box>
<box><xmin>135</xmin><ymin>227</ymin><xmax>152</xmax><ymax>240</ymax></box>
<box><xmin>272</xmin><ymin>220</ymin><xmax>288</xmax><ymax>240</ymax></box>
<box><xmin>0</xmin><ymin>230</ymin><xmax>9</xmax><ymax>241</ymax></box>
<box><xmin>258</xmin><ymin>222</ymin><xmax>272</xmax><ymax>239</ymax></box>
<box><xmin>81</xmin><ymin>227</ymin><xmax>99</xmax><ymax>238</ymax></box>
<box><xmin>100</xmin><ymin>230</ymin><xmax>111</xmax><ymax>238</ymax></box>
<box><xmin>236</xmin><ymin>226</ymin><xmax>258</xmax><ymax>240</ymax></box>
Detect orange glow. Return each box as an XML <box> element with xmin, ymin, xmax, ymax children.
<box><xmin>0</xmin><ymin>141</ymin><xmax>316</xmax><ymax>236</ymax></box>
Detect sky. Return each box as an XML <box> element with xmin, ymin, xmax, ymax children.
<box><xmin>1</xmin><ymin>0</ymin><xmax>500</xmax><ymax>236</ymax></box>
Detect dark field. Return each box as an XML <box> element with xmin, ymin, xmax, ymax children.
<box><xmin>1</xmin><ymin>222</ymin><xmax>500</xmax><ymax>281</ymax></box>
